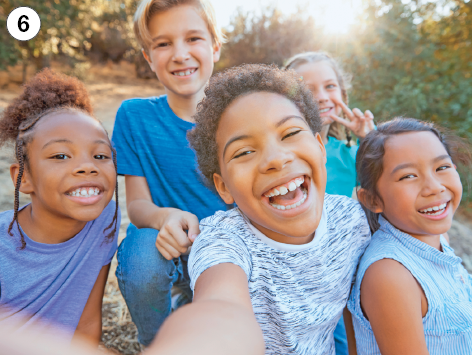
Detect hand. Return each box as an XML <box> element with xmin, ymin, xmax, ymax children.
<box><xmin>329</xmin><ymin>97</ymin><xmax>375</xmax><ymax>139</ymax></box>
<box><xmin>155</xmin><ymin>209</ymin><xmax>200</xmax><ymax>260</ymax></box>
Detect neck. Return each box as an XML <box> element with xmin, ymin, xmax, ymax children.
<box><xmin>17</xmin><ymin>203</ymin><xmax>87</xmax><ymax>244</ymax></box>
<box><xmin>320</xmin><ymin>124</ymin><xmax>330</xmax><ymax>144</ymax></box>
<box><xmin>409</xmin><ymin>232</ymin><xmax>442</xmax><ymax>251</ymax></box>
<box><xmin>166</xmin><ymin>88</ymin><xmax>205</xmax><ymax>122</ymax></box>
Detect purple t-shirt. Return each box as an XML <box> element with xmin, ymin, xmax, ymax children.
<box><xmin>0</xmin><ymin>201</ymin><xmax>119</xmax><ymax>341</ymax></box>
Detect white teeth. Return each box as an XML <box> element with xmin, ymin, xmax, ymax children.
<box><xmin>419</xmin><ymin>203</ymin><xmax>448</xmax><ymax>214</ymax></box>
<box><xmin>68</xmin><ymin>187</ymin><xmax>101</xmax><ymax>198</ymax></box>
<box><xmin>279</xmin><ymin>186</ymin><xmax>288</xmax><ymax>195</ymax></box>
<box><xmin>319</xmin><ymin>108</ymin><xmax>331</xmax><ymax>113</ymax></box>
<box><xmin>288</xmin><ymin>182</ymin><xmax>297</xmax><ymax>191</ymax></box>
<box><xmin>270</xmin><ymin>187</ymin><xmax>308</xmax><ymax>210</ymax></box>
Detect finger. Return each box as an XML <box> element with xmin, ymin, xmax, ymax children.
<box><xmin>352</xmin><ymin>108</ymin><xmax>365</xmax><ymax>121</ymax></box>
<box><xmin>156</xmin><ymin>236</ymin><xmax>182</xmax><ymax>259</ymax></box>
<box><xmin>364</xmin><ymin>110</ymin><xmax>374</xmax><ymax>120</ymax></box>
<box><xmin>165</xmin><ymin>223</ymin><xmax>193</xmax><ymax>252</ymax></box>
<box><xmin>329</xmin><ymin>114</ymin><xmax>354</xmax><ymax>129</ymax></box>
<box><xmin>155</xmin><ymin>238</ymin><xmax>174</xmax><ymax>260</ymax></box>
<box><xmin>331</xmin><ymin>96</ymin><xmax>354</xmax><ymax>119</ymax></box>
<box><xmin>185</xmin><ymin>215</ymin><xmax>200</xmax><ymax>242</ymax></box>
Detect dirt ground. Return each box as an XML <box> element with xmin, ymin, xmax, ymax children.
<box><xmin>0</xmin><ymin>62</ymin><xmax>471</xmax><ymax>354</ymax></box>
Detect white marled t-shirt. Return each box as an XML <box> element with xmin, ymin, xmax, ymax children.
<box><xmin>189</xmin><ymin>194</ymin><xmax>371</xmax><ymax>355</ymax></box>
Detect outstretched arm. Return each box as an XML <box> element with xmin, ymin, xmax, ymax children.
<box><xmin>148</xmin><ymin>263</ymin><xmax>265</xmax><ymax>355</ymax></box>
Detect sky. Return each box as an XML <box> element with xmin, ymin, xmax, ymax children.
<box><xmin>210</xmin><ymin>0</ymin><xmax>365</xmax><ymax>34</ymax></box>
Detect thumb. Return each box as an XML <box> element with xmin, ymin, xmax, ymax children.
<box><xmin>187</xmin><ymin>217</ymin><xmax>200</xmax><ymax>243</ymax></box>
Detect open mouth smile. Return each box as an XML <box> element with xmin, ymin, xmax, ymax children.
<box><xmin>263</xmin><ymin>176</ymin><xmax>309</xmax><ymax>211</ymax></box>
<box><xmin>171</xmin><ymin>68</ymin><xmax>197</xmax><ymax>77</ymax></box>
<box><xmin>66</xmin><ymin>187</ymin><xmax>102</xmax><ymax>198</ymax></box>
<box><xmin>417</xmin><ymin>201</ymin><xmax>450</xmax><ymax>220</ymax></box>
<box><xmin>319</xmin><ymin>107</ymin><xmax>333</xmax><ymax>114</ymax></box>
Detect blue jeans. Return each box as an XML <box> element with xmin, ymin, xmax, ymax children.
<box><xmin>334</xmin><ymin>315</ymin><xmax>348</xmax><ymax>355</ymax></box>
<box><xmin>116</xmin><ymin>224</ymin><xmax>192</xmax><ymax>346</ymax></box>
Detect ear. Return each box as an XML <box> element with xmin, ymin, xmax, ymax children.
<box><xmin>213</xmin><ymin>173</ymin><xmax>234</xmax><ymax>204</ymax></box>
<box><xmin>357</xmin><ymin>188</ymin><xmax>383</xmax><ymax>213</ymax></box>
<box><xmin>315</xmin><ymin>132</ymin><xmax>327</xmax><ymax>165</ymax></box>
<box><xmin>10</xmin><ymin>163</ymin><xmax>34</xmax><ymax>195</ymax></box>
<box><xmin>212</xmin><ymin>41</ymin><xmax>222</xmax><ymax>63</ymax></box>
<box><xmin>142</xmin><ymin>49</ymin><xmax>156</xmax><ymax>73</ymax></box>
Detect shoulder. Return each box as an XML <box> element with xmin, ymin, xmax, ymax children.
<box><xmin>0</xmin><ymin>209</ymin><xmax>16</xmax><ymax>242</ymax></box>
<box><xmin>200</xmin><ymin>208</ymin><xmax>247</xmax><ymax>233</ymax></box>
<box><xmin>324</xmin><ymin>194</ymin><xmax>366</xmax><ymax>223</ymax></box>
<box><xmin>91</xmin><ymin>201</ymin><xmax>121</xmax><ymax>234</ymax></box>
<box><xmin>116</xmin><ymin>96</ymin><xmax>164</xmax><ymax>121</ymax></box>
<box><xmin>326</xmin><ymin>137</ymin><xmax>358</xmax><ymax>158</ymax></box>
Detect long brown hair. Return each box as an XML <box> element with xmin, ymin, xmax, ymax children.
<box><xmin>284</xmin><ymin>51</ymin><xmax>352</xmax><ymax>145</ymax></box>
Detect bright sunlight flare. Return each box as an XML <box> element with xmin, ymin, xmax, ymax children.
<box><xmin>212</xmin><ymin>0</ymin><xmax>364</xmax><ymax>34</ymax></box>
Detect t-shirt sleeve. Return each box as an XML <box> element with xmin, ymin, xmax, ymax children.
<box><xmin>103</xmin><ymin>205</ymin><xmax>121</xmax><ymax>266</ymax></box>
<box><xmin>111</xmin><ymin>103</ymin><xmax>145</xmax><ymax>177</ymax></box>
<box><xmin>188</xmin><ymin>224</ymin><xmax>252</xmax><ymax>291</ymax></box>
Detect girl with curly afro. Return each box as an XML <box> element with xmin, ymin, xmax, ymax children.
<box><xmin>0</xmin><ymin>69</ymin><xmax>120</xmax><ymax>345</ymax></box>
<box><xmin>148</xmin><ymin>64</ymin><xmax>371</xmax><ymax>355</ymax></box>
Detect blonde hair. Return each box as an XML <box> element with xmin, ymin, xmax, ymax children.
<box><xmin>284</xmin><ymin>52</ymin><xmax>352</xmax><ymax>143</ymax></box>
<box><xmin>134</xmin><ymin>0</ymin><xmax>225</xmax><ymax>56</ymax></box>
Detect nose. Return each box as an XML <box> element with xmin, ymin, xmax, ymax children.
<box><xmin>73</xmin><ymin>158</ymin><xmax>99</xmax><ymax>176</ymax></box>
<box><xmin>314</xmin><ymin>88</ymin><xmax>329</xmax><ymax>103</ymax></box>
<box><xmin>258</xmin><ymin>140</ymin><xmax>295</xmax><ymax>173</ymax></box>
<box><xmin>421</xmin><ymin>173</ymin><xmax>445</xmax><ymax>197</ymax></box>
<box><xmin>172</xmin><ymin>41</ymin><xmax>191</xmax><ymax>63</ymax></box>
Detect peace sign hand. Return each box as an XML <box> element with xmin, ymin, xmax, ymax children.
<box><xmin>329</xmin><ymin>97</ymin><xmax>375</xmax><ymax>139</ymax></box>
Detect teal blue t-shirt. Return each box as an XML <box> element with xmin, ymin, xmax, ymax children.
<box><xmin>111</xmin><ymin>95</ymin><xmax>229</xmax><ymax>221</ymax></box>
<box><xmin>325</xmin><ymin>137</ymin><xmax>358</xmax><ymax>197</ymax></box>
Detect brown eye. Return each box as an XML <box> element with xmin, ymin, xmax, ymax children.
<box><xmin>282</xmin><ymin>130</ymin><xmax>301</xmax><ymax>140</ymax></box>
<box><xmin>51</xmin><ymin>154</ymin><xmax>68</xmax><ymax>160</ymax></box>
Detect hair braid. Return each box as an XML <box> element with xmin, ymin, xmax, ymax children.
<box><xmin>8</xmin><ymin>140</ymin><xmax>27</xmax><ymax>249</ymax></box>
<box><xmin>103</xmin><ymin>146</ymin><xmax>119</xmax><ymax>241</ymax></box>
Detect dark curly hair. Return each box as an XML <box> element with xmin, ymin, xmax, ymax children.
<box><xmin>0</xmin><ymin>68</ymin><xmax>119</xmax><ymax>249</ymax></box>
<box><xmin>187</xmin><ymin>64</ymin><xmax>322</xmax><ymax>186</ymax></box>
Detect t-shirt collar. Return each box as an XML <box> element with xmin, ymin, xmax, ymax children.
<box><xmin>242</xmin><ymin>205</ymin><xmax>327</xmax><ymax>252</ymax></box>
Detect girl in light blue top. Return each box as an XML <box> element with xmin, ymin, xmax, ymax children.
<box><xmin>349</xmin><ymin>118</ymin><xmax>472</xmax><ymax>355</ymax></box>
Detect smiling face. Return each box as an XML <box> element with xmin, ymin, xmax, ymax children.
<box><xmin>143</xmin><ymin>5</ymin><xmax>221</xmax><ymax>99</ymax></box>
<box><xmin>18</xmin><ymin>112</ymin><xmax>116</xmax><ymax>224</ymax></box>
<box><xmin>374</xmin><ymin>131</ymin><xmax>462</xmax><ymax>244</ymax></box>
<box><xmin>213</xmin><ymin>92</ymin><xmax>327</xmax><ymax>245</ymax></box>
<box><xmin>294</xmin><ymin>61</ymin><xmax>343</xmax><ymax>125</ymax></box>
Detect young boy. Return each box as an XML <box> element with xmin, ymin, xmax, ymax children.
<box><xmin>148</xmin><ymin>64</ymin><xmax>372</xmax><ymax>354</ymax></box>
<box><xmin>111</xmin><ymin>0</ymin><xmax>226</xmax><ymax>346</ymax></box>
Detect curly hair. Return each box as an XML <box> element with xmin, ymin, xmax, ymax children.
<box><xmin>0</xmin><ymin>68</ymin><xmax>118</xmax><ymax>249</ymax></box>
<box><xmin>187</xmin><ymin>63</ymin><xmax>322</xmax><ymax>186</ymax></box>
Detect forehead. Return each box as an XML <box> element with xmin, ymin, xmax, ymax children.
<box><xmin>217</xmin><ymin>92</ymin><xmax>303</xmax><ymax>139</ymax></box>
<box><xmin>31</xmin><ymin>112</ymin><xmax>108</xmax><ymax>144</ymax></box>
<box><xmin>148</xmin><ymin>5</ymin><xmax>211</xmax><ymax>37</ymax></box>
<box><xmin>383</xmin><ymin>131</ymin><xmax>448</xmax><ymax>166</ymax></box>
<box><xmin>295</xmin><ymin>61</ymin><xmax>338</xmax><ymax>85</ymax></box>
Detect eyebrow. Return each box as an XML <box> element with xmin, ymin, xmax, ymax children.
<box><xmin>391</xmin><ymin>154</ymin><xmax>451</xmax><ymax>175</ymax></box>
<box><xmin>42</xmin><ymin>139</ymin><xmax>110</xmax><ymax>150</ymax></box>
<box><xmin>222</xmin><ymin>115</ymin><xmax>306</xmax><ymax>157</ymax></box>
<box><xmin>152</xmin><ymin>29</ymin><xmax>206</xmax><ymax>42</ymax></box>
<box><xmin>42</xmin><ymin>139</ymin><xmax>72</xmax><ymax>150</ymax></box>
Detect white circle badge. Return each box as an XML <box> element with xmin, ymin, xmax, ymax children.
<box><xmin>7</xmin><ymin>7</ymin><xmax>41</xmax><ymax>41</ymax></box>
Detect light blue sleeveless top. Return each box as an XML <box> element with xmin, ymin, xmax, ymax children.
<box><xmin>348</xmin><ymin>215</ymin><xmax>472</xmax><ymax>355</ymax></box>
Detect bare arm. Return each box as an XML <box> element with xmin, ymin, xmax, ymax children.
<box><xmin>148</xmin><ymin>263</ymin><xmax>265</xmax><ymax>355</ymax></box>
<box><xmin>361</xmin><ymin>259</ymin><xmax>429</xmax><ymax>355</ymax></box>
<box><xmin>125</xmin><ymin>175</ymin><xmax>199</xmax><ymax>260</ymax></box>
<box><xmin>73</xmin><ymin>264</ymin><xmax>110</xmax><ymax>346</ymax></box>
<box><xmin>343</xmin><ymin>307</ymin><xmax>357</xmax><ymax>355</ymax></box>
